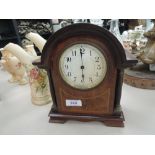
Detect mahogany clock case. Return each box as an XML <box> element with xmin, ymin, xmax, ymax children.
<box><xmin>49</xmin><ymin>36</ymin><xmax>117</xmax><ymax>116</ymax></box>
<box><xmin>34</xmin><ymin>23</ymin><xmax>137</xmax><ymax>127</ymax></box>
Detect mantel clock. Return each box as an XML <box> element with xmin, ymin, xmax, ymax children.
<box><xmin>34</xmin><ymin>23</ymin><xmax>137</xmax><ymax>127</ymax></box>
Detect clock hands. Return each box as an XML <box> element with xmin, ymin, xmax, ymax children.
<box><xmin>80</xmin><ymin>47</ymin><xmax>85</xmax><ymax>60</ymax></box>
<box><xmin>80</xmin><ymin>47</ymin><xmax>85</xmax><ymax>82</ymax></box>
<box><xmin>81</xmin><ymin>65</ymin><xmax>85</xmax><ymax>82</ymax></box>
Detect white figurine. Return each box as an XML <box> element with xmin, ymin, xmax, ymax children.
<box><xmin>25</xmin><ymin>44</ymin><xmax>37</xmax><ymax>56</ymax></box>
<box><xmin>0</xmin><ymin>48</ymin><xmax>27</xmax><ymax>85</ymax></box>
<box><xmin>4</xmin><ymin>43</ymin><xmax>51</xmax><ymax>105</ymax></box>
<box><xmin>25</xmin><ymin>32</ymin><xmax>46</xmax><ymax>53</ymax></box>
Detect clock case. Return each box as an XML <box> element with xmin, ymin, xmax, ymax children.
<box><xmin>34</xmin><ymin>23</ymin><xmax>137</xmax><ymax>127</ymax></box>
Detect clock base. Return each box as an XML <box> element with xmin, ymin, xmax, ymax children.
<box><xmin>49</xmin><ymin>111</ymin><xmax>124</xmax><ymax>127</ymax></box>
<box><xmin>49</xmin><ymin>118</ymin><xmax>67</xmax><ymax>124</ymax></box>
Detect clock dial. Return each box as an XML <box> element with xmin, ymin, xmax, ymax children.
<box><xmin>59</xmin><ymin>43</ymin><xmax>107</xmax><ymax>90</ymax></box>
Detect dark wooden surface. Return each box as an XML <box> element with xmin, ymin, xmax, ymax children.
<box><xmin>34</xmin><ymin>23</ymin><xmax>137</xmax><ymax>127</ymax></box>
<box><xmin>49</xmin><ymin>111</ymin><xmax>125</xmax><ymax>127</ymax></box>
<box><xmin>124</xmin><ymin>68</ymin><xmax>155</xmax><ymax>89</ymax></box>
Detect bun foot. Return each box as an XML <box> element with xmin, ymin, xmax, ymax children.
<box><xmin>103</xmin><ymin>120</ymin><xmax>124</xmax><ymax>127</ymax></box>
<box><xmin>49</xmin><ymin>117</ymin><xmax>67</xmax><ymax>124</ymax></box>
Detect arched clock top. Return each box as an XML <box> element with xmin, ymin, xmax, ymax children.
<box><xmin>37</xmin><ymin>23</ymin><xmax>136</xmax><ymax>70</ymax></box>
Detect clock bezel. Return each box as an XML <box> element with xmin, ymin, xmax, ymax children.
<box><xmin>58</xmin><ymin>42</ymin><xmax>108</xmax><ymax>90</ymax></box>
<box><xmin>53</xmin><ymin>36</ymin><xmax>111</xmax><ymax>92</ymax></box>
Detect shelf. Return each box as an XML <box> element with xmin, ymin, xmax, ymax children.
<box><xmin>0</xmin><ymin>39</ymin><xmax>19</xmax><ymax>49</ymax></box>
<box><xmin>0</xmin><ymin>19</ymin><xmax>54</xmax><ymax>59</ymax></box>
<box><xmin>0</xmin><ymin>36</ymin><xmax>18</xmax><ymax>41</ymax></box>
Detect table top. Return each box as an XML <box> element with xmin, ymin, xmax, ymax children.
<box><xmin>0</xmin><ymin>67</ymin><xmax>155</xmax><ymax>135</ymax></box>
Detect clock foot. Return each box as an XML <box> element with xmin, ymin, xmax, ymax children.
<box><xmin>103</xmin><ymin>120</ymin><xmax>124</xmax><ymax>127</ymax></box>
<box><xmin>49</xmin><ymin>117</ymin><xmax>66</xmax><ymax>124</ymax></box>
<box><xmin>49</xmin><ymin>111</ymin><xmax>124</xmax><ymax>127</ymax></box>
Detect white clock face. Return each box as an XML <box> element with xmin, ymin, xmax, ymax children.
<box><xmin>59</xmin><ymin>43</ymin><xmax>107</xmax><ymax>90</ymax></box>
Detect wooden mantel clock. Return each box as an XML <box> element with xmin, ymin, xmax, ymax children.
<box><xmin>34</xmin><ymin>23</ymin><xmax>137</xmax><ymax>127</ymax></box>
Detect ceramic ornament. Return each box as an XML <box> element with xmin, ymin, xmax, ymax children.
<box><xmin>25</xmin><ymin>44</ymin><xmax>37</xmax><ymax>56</ymax></box>
<box><xmin>0</xmin><ymin>48</ymin><xmax>27</xmax><ymax>85</ymax></box>
<box><xmin>4</xmin><ymin>43</ymin><xmax>52</xmax><ymax>105</ymax></box>
<box><xmin>25</xmin><ymin>32</ymin><xmax>46</xmax><ymax>53</ymax></box>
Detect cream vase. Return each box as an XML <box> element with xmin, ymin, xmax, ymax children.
<box><xmin>4</xmin><ymin>43</ymin><xmax>52</xmax><ymax>105</ymax></box>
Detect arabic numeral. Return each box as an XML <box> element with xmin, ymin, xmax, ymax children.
<box><xmin>95</xmin><ymin>57</ymin><xmax>100</xmax><ymax>62</ymax></box>
<box><xmin>97</xmin><ymin>65</ymin><xmax>101</xmax><ymax>70</ymax></box>
<box><xmin>81</xmin><ymin>79</ymin><xmax>84</xmax><ymax>83</ymax></box>
<box><xmin>80</xmin><ymin>46</ymin><xmax>85</xmax><ymax>54</ymax></box>
<box><xmin>89</xmin><ymin>77</ymin><xmax>93</xmax><ymax>82</ymax></box>
<box><xmin>74</xmin><ymin>77</ymin><xmax>77</xmax><ymax>82</ymax></box>
<box><xmin>96</xmin><ymin>72</ymin><xmax>99</xmax><ymax>77</ymax></box>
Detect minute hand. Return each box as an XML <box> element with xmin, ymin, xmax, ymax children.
<box><xmin>80</xmin><ymin>49</ymin><xmax>83</xmax><ymax>61</ymax></box>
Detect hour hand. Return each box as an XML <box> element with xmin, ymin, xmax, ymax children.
<box><xmin>82</xmin><ymin>74</ymin><xmax>85</xmax><ymax>81</ymax></box>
